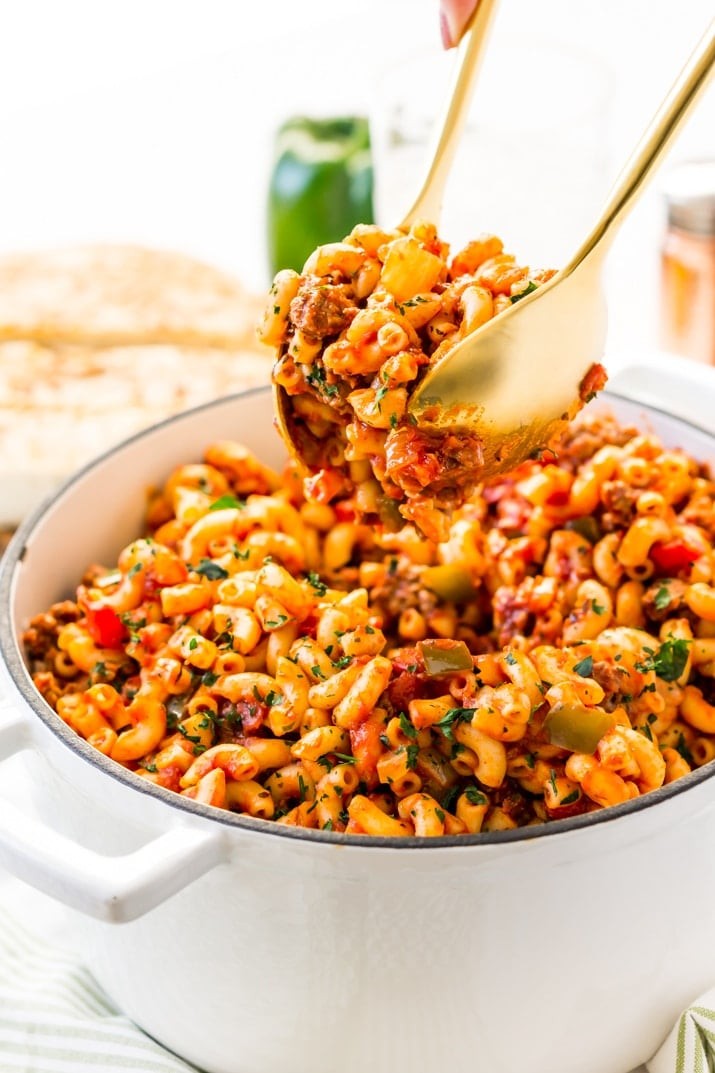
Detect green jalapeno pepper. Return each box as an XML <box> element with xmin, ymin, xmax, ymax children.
<box><xmin>267</xmin><ymin>115</ymin><xmax>374</xmax><ymax>276</ymax></box>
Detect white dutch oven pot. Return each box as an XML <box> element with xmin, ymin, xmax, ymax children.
<box><xmin>0</xmin><ymin>358</ymin><xmax>713</xmax><ymax>1073</ymax></box>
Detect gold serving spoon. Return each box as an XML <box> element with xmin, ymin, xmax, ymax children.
<box><xmin>273</xmin><ymin>0</ymin><xmax>499</xmax><ymax>460</ymax></box>
<box><xmin>407</xmin><ymin>18</ymin><xmax>715</xmax><ymax>477</ymax></box>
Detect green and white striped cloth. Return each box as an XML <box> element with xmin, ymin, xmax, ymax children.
<box><xmin>0</xmin><ymin>881</ymin><xmax>712</xmax><ymax>1073</ymax></box>
<box><xmin>0</xmin><ymin>901</ymin><xmax>198</xmax><ymax>1073</ymax></box>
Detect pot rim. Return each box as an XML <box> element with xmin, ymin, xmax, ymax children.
<box><xmin>2</xmin><ymin>384</ymin><xmax>714</xmax><ymax>850</ymax></box>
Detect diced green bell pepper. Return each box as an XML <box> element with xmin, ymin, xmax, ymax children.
<box><xmin>418</xmin><ymin>639</ymin><xmax>473</xmax><ymax>676</ymax></box>
<box><xmin>422</xmin><ymin>564</ymin><xmax>475</xmax><ymax>602</ymax></box>
<box><xmin>267</xmin><ymin>116</ymin><xmax>374</xmax><ymax>276</ymax></box>
<box><xmin>544</xmin><ymin>704</ymin><xmax>615</xmax><ymax>754</ymax></box>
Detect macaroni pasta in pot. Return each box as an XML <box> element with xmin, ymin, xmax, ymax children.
<box><xmin>24</xmin><ymin>409</ymin><xmax>715</xmax><ymax>837</ymax></box>
<box><xmin>262</xmin><ymin>222</ymin><xmax>606</xmax><ymax>542</ymax></box>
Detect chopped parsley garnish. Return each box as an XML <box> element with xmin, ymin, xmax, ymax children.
<box><xmin>560</xmin><ymin>789</ymin><xmax>580</xmax><ymax>806</ymax></box>
<box><xmin>675</xmin><ymin>732</ymin><xmax>694</xmax><ymax>764</ymax></box>
<box><xmin>441</xmin><ymin>786</ymin><xmax>460</xmax><ymax>813</ymax></box>
<box><xmin>573</xmin><ymin>655</ymin><xmax>594</xmax><ymax>678</ymax></box>
<box><xmin>128</xmin><ymin>562</ymin><xmax>143</xmax><ymax>577</ymax></box>
<box><xmin>636</xmin><ymin>638</ymin><xmax>690</xmax><ymax>682</ymax></box>
<box><xmin>297</xmin><ymin>774</ymin><xmax>308</xmax><ymax>802</ymax></box>
<box><xmin>311</xmin><ymin>665</ymin><xmax>326</xmax><ymax>680</ymax></box>
<box><xmin>332</xmin><ymin>655</ymin><xmax>352</xmax><ymax>670</ymax></box>
<box><xmin>189</xmin><ymin>637</ymin><xmax>198</xmax><ymax>651</ymax></box>
<box><xmin>306</xmin><ymin>364</ymin><xmax>338</xmax><ymax>397</ymax></box>
<box><xmin>464</xmin><ymin>785</ymin><xmax>487</xmax><ymax>807</ymax></box>
<box><xmin>322</xmin><ymin>819</ymin><xmax>334</xmax><ymax>831</ymax></box>
<box><xmin>195</xmin><ymin>559</ymin><xmax>229</xmax><ymax>581</ymax></box>
<box><xmin>405</xmin><ymin>744</ymin><xmax>420</xmax><ymax>770</ymax></box>
<box><xmin>654</xmin><ymin>585</ymin><xmax>673</xmax><ymax>611</ymax></box>
<box><xmin>398</xmin><ymin>712</ymin><xmax>417</xmax><ymax>740</ymax></box>
<box><xmin>548</xmin><ymin>769</ymin><xmax>558</xmax><ymax>795</ymax></box>
<box><xmin>333</xmin><ymin>753</ymin><xmax>357</xmax><ymax>765</ymax></box>
<box><xmin>504</xmin><ymin>652</ymin><xmax>517</xmax><ymax>666</ymax></box>
<box><xmin>209</xmin><ymin>494</ymin><xmax>245</xmax><ymax>511</ymax></box>
<box><xmin>510</xmin><ymin>280</ymin><xmax>538</xmax><ymax>304</ymax></box>
<box><xmin>306</xmin><ymin>571</ymin><xmax>327</xmax><ymax>597</ymax></box>
<box><xmin>434</xmin><ymin>707</ymin><xmax>472</xmax><ymax>741</ymax></box>
<box><xmin>591</xmin><ymin>600</ymin><xmax>606</xmax><ymax>615</ymax></box>
<box><xmin>178</xmin><ymin>726</ymin><xmax>202</xmax><ymax>744</ymax></box>
<box><xmin>202</xmin><ymin>669</ymin><xmax>218</xmax><ymax>687</ymax></box>
<box><xmin>265</xmin><ymin>614</ymin><xmax>289</xmax><ymax>628</ymax></box>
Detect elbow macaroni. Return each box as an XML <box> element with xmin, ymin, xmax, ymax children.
<box><xmin>23</xmin><ymin>333</ymin><xmax>715</xmax><ymax>838</ymax></box>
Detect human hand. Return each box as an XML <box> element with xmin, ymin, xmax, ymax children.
<box><xmin>439</xmin><ymin>0</ymin><xmax>479</xmax><ymax>48</ymax></box>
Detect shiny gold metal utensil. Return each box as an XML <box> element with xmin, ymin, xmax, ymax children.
<box><xmin>273</xmin><ymin>0</ymin><xmax>499</xmax><ymax>462</ymax></box>
<box><xmin>408</xmin><ymin>19</ymin><xmax>715</xmax><ymax>478</ymax></box>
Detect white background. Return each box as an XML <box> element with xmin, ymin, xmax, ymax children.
<box><xmin>0</xmin><ymin>0</ymin><xmax>712</xmax><ymax>356</ymax></box>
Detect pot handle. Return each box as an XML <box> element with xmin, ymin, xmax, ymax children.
<box><xmin>0</xmin><ymin>700</ymin><xmax>227</xmax><ymax>923</ymax></box>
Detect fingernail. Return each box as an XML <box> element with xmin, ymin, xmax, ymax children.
<box><xmin>440</xmin><ymin>9</ymin><xmax>455</xmax><ymax>49</ymax></box>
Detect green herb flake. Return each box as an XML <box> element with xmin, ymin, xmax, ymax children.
<box><xmin>573</xmin><ymin>655</ymin><xmax>594</xmax><ymax>678</ymax></box>
<box><xmin>504</xmin><ymin>652</ymin><xmax>517</xmax><ymax>666</ymax></box>
<box><xmin>510</xmin><ymin>280</ymin><xmax>538</xmax><ymax>304</ymax></box>
<box><xmin>405</xmin><ymin>744</ymin><xmax>420</xmax><ymax>770</ymax></box>
<box><xmin>560</xmin><ymin>789</ymin><xmax>580</xmax><ymax>806</ymax></box>
<box><xmin>306</xmin><ymin>571</ymin><xmax>327</xmax><ymax>597</ymax></box>
<box><xmin>209</xmin><ymin>494</ymin><xmax>245</xmax><ymax>512</ymax></box>
<box><xmin>637</xmin><ymin>638</ymin><xmax>690</xmax><ymax>682</ymax></box>
<box><xmin>654</xmin><ymin>585</ymin><xmax>672</xmax><ymax>611</ymax></box>
<box><xmin>189</xmin><ymin>637</ymin><xmax>198</xmax><ymax>651</ymax></box>
<box><xmin>398</xmin><ymin>712</ymin><xmax>417</xmax><ymax>740</ymax></box>
<box><xmin>675</xmin><ymin>732</ymin><xmax>694</xmax><ymax>764</ymax></box>
<box><xmin>434</xmin><ymin>707</ymin><xmax>472</xmax><ymax>741</ymax></box>
<box><xmin>464</xmin><ymin>785</ymin><xmax>487</xmax><ymax>807</ymax></box>
<box><xmin>195</xmin><ymin>558</ymin><xmax>229</xmax><ymax>581</ymax></box>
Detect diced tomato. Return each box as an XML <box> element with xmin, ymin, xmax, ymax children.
<box><xmin>85</xmin><ymin>605</ymin><xmax>128</xmax><ymax>649</ymax></box>
<box><xmin>233</xmin><ymin>700</ymin><xmax>266</xmax><ymax>734</ymax></box>
<box><xmin>349</xmin><ymin>716</ymin><xmax>384</xmax><ymax>789</ymax></box>
<box><xmin>386</xmin><ymin>671</ymin><xmax>422</xmax><ymax>713</ymax></box>
<box><xmin>650</xmin><ymin>540</ymin><xmax>700</xmax><ymax>574</ymax></box>
<box><xmin>334</xmin><ymin>500</ymin><xmax>356</xmax><ymax>523</ymax></box>
<box><xmin>579</xmin><ymin>362</ymin><xmax>608</xmax><ymax>403</ymax></box>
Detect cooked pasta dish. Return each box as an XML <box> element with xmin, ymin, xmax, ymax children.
<box><xmin>24</xmin><ymin>408</ymin><xmax>715</xmax><ymax>837</ymax></box>
<box><xmin>262</xmin><ymin>222</ymin><xmax>606</xmax><ymax>542</ymax></box>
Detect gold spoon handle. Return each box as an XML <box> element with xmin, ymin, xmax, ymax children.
<box><xmin>399</xmin><ymin>0</ymin><xmax>499</xmax><ymax>230</ymax></box>
<box><xmin>566</xmin><ymin>18</ymin><xmax>715</xmax><ymax>273</ymax></box>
